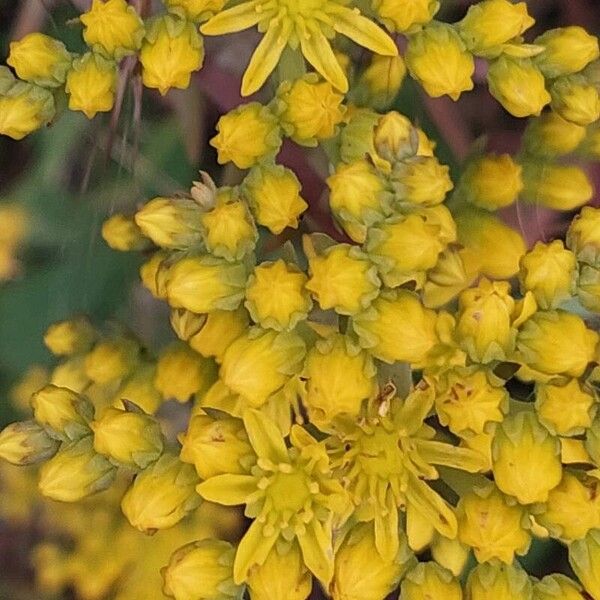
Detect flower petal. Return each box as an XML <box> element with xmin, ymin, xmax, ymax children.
<box><xmin>298</xmin><ymin>519</ymin><xmax>334</xmax><ymax>586</ymax></box>
<box><xmin>299</xmin><ymin>26</ymin><xmax>348</xmax><ymax>93</ymax></box>
<box><xmin>374</xmin><ymin>489</ymin><xmax>399</xmax><ymax>560</ymax></box>
<box><xmin>201</xmin><ymin>1</ymin><xmax>261</xmax><ymax>36</ymax></box>
<box><xmin>415</xmin><ymin>440</ymin><xmax>488</xmax><ymax>473</ymax></box>
<box><xmin>243</xmin><ymin>409</ymin><xmax>289</xmax><ymax>463</ymax></box>
<box><xmin>332</xmin><ymin>7</ymin><xmax>398</xmax><ymax>56</ymax></box>
<box><xmin>233</xmin><ymin>517</ymin><xmax>279</xmax><ymax>584</ymax></box>
<box><xmin>196</xmin><ymin>473</ymin><xmax>256</xmax><ymax>505</ymax></box>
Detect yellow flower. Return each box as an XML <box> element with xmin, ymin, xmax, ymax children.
<box><xmin>44</xmin><ymin>317</ymin><xmax>96</xmax><ymax>356</ymax></box>
<box><xmin>276</xmin><ymin>74</ymin><xmax>345</xmax><ymax>146</ymax></box>
<box><xmin>372</xmin><ymin>111</ymin><xmax>416</xmax><ymax>162</ymax></box>
<box><xmin>569</xmin><ymin>529</ymin><xmax>600</xmax><ymax>599</ymax></box>
<box><xmin>200</xmin><ymin>0</ymin><xmax>398</xmax><ymax>96</ymax></box>
<box><xmin>112</xmin><ymin>362</ymin><xmax>162</xmax><ymax>415</ymax></box>
<box><xmin>466</xmin><ymin>561</ymin><xmax>533</xmax><ymax>600</ymax></box>
<box><xmin>550</xmin><ymin>75</ymin><xmax>600</xmax><ymax>126</ymax></box>
<box><xmin>7</xmin><ymin>33</ymin><xmax>71</xmax><ymax>87</ymax></box>
<box><xmin>400</xmin><ymin>562</ymin><xmax>463</xmax><ymax>600</ymax></box>
<box><xmin>84</xmin><ymin>337</ymin><xmax>139</xmax><ymax>384</ymax></box>
<box><xmin>140</xmin><ymin>15</ymin><xmax>204</xmax><ymax>95</ymax></box>
<box><xmin>534</xmin><ymin>574</ymin><xmax>586</xmax><ymax>600</ymax></box>
<box><xmin>80</xmin><ymin>0</ymin><xmax>145</xmax><ymax>59</ymax></box>
<box><xmin>568</xmin><ymin>206</ymin><xmax>600</xmax><ymax>266</ymax></box>
<box><xmin>210</xmin><ymin>103</ymin><xmax>281</xmax><ymax>169</ymax></box>
<box><xmin>163</xmin><ymin>0</ymin><xmax>226</xmax><ymax>22</ymax></box>
<box><xmin>101</xmin><ymin>214</ymin><xmax>149</xmax><ymax>252</ymax></box>
<box><xmin>392</xmin><ymin>156</ymin><xmax>454</xmax><ymax>206</ymax></box>
<box><xmin>66</xmin><ymin>53</ymin><xmax>117</xmax><ymax>119</ymax></box>
<box><xmin>245</xmin><ymin>260</ymin><xmax>312</xmax><ymax>330</ymax></box>
<box><xmin>0</xmin><ymin>420</ymin><xmax>60</xmax><ymax>466</ymax></box>
<box><xmin>430</xmin><ymin>536</ymin><xmax>469</xmax><ymax>578</ymax></box>
<box><xmin>197</xmin><ymin>410</ymin><xmax>350</xmax><ymax>585</ymax></box>
<box><xmin>523</xmin><ymin>111</ymin><xmax>587</xmax><ymax>157</ymax></box>
<box><xmin>373</xmin><ymin>0</ymin><xmax>439</xmax><ymax>33</ymax></box>
<box><xmin>356</xmin><ymin>55</ymin><xmax>407</xmax><ymax>111</ymax></box>
<box><xmin>0</xmin><ymin>81</ymin><xmax>55</xmax><ymax>140</ymax></box>
<box><xmin>140</xmin><ymin>250</ymin><xmax>169</xmax><ymax>299</ymax></box>
<box><xmin>405</xmin><ymin>23</ymin><xmax>475</xmax><ymax>100</ymax></box>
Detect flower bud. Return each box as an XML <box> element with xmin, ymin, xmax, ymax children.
<box><xmin>219</xmin><ymin>328</ymin><xmax>305</xmax><ymax>408</ymax></box>
<box><xmin>243</xmin><ymin>165</ymin><xmax>308</xmax><ymax>234</ymax></box>
<box><xmin>466</xmin><ymin>562</ymin><xmax>533</xmax><ymax>600</ymax></box>
<box><xmin>135</xmin><ymin>197</ymin><xmax>203</xmax><ymax>249</ymax></box>
<box><xmin>179</xmin><ymin>413</ymin><xmax>254</xmax><ymax>479</ymax></box>
<box><xmin>155</xmin><ymin>342</ymin><xmax>218</xmax><ymax>403</ymax></box>
<box><xmin>400</xmin><ymin>562</ymin><xmax>462</xmax><ymax>600</ymax></box>
<box><xmin>492</xmin><ymin>411</ymin><xmax>562</xmax><ymax>504</ymax></box>
<box><xmin>167</xmin><ymin>256</ymin><xmax>247</xmax><ymax>316</ymax></box>
<box><xmin>162</xmin><ymin>539</ymin><xmax>241</xmax><ymax>600</ymax></box>
<box><xmin>569</xmin><ymin>528</ymin><xmax>600</xmax><ymax>600</ymax></box>
<box><xmin>102</xmin><ymin>214</ymin><xmax>149</xmax><ymax>251</ymax></box>
<box><xmin>0</xmin><ymin>420</ymin><xmax>60</xmax><ymax>465</ymax></box>
<box><xmin>406</xmin><ymin>23</ymin><xmax>474</xmax><ymax>100</ymax></box>
<box><xmin>305</xmin><ymin>242</ymin><xmax>381</xmax><ymax>315</ymax></box>
<box><xmin>578</xmin><ymin>264</ymin><xmax>600</xmax><ymax>313</ymax></box>
<box><xmin>43</xmin><ymin>316</ymin><xmax>97</xmax><ymax>356</ymax></box>
<box><xmin>84</xmin><ymin>337</ymin><xmax>139</xmax><ymax>384</ymax></box>
<box><xmin>91</xmin><ymin>405</ymin><xmax>163</xmax><ymax>469</ymax></box>
<box><xmin>535</xmin><ymin>26</ymin><xmax>600</xmax><ymax>78</ymax></box>
<box><xmin>210</xmin><ymin>103</ymin><xmax>281</xmax><ymax>169</ymax></box>
<box><xmin>80</xmin><ymin>0</ymin><xmax>145</xmax><ymax>59</ymax></box>
<box><xmin>487</xmin><ymin>56</ymin><xmax>550</xmax><ymax>117</ymax></box>
<box><xmin>458</xmin><ymin>0</ymin><xmax>534</xmax><ymax>58</ymax></box>
<box><xmin>356</xmin><ymin>55</ymin><xmax>407</xmax><ymax>112</ymax></box>
<box><xmin>7</xmin><ymin>33</ymin><xmax>71</xmax><ymax>87</ymax></box>
<box><xmin>113</xmin><ymin>362</ymin><xmax>162</xmax><ymax>414</ymax></box>
<box><xmin>121</xmin><ymin>453</ymin><xmax>201</xmax><ymax>532</ymax></box>
<box><xmin>10</xmin><ymin>365</ymin><xmax>49</xmax><ymax>412</ymax></box>
<box><xmin>332</xmin><ymin>523</ymin><xmax>415</xmax><ymax>600</ymax></box>
<box><xmin>140</xmin><ymin>15</ymin><xmax>204</xmax><ymax>95</ymax></box>
<box><xmin>372</xmin><ymin>0</ymin><xmax>438</xmax><ymax>33</ymax></box>
<box><xmin>31</xmin><ymin>385</ymin><xmax>94</xmax><ymax>441</ymax></box>
<box><xmin>523</xmin><ymin>111</ymin><xmax>587</xmax><ymax>158</ymax></box>
<box><xmin>0</xmin><ymin>82</ymin><xmax>55</xmax><ymax>140</ymax></box>
<box><xmin>50</xmin><ymin>356</ymin><xmax>89</xmax><ymax>393</ymax></box>
<box><xmin>516</xmin><ymin>310</ymin><xmax>598</xmax><ymax>378</ymax></box>
<box><xmin>39</xmin><ymin>436</ymin><xmax>116</xmax><ymax>502</ymax></box>
<box><xmin>550</xmin><ymin>75</ymin><xmax>600</xmax><ymax>126</ymax></box>
<box><xmin>245</xmin><ymin>260</ymin><xmax>311</xmax><ymax>331</ymax></box>
<box><xmin>568</xmin><ymin>206</ymin><xmax>600</xmax><ymax>266</ymax></box>
<box><xmin>431</xmin><ymin>536</ymin><xmax>469</xmax><ymax>577</ymax></box>
<box><xmin>391</xmin><ymin>156</ymin><xmax>454</xmax><ymax>206</ymax></box>
<box><xmin>534</xmin><ymin>574</ymin><xmax>585</xmax><ymax>600</ymax></box>
<box><xmin>276</xmin><ymin>74</ymin><xmax>345</xmax><ymax>146</ymax></box>
<box><xmin>140</xmin><ymin>250</ymin><xmax>170</xmax><ymax>299</ymax></box>
<box><xmin>163</xmin><ymin>0</ymin><xmax>225</xmax><ymax>22</ymax></box>
<box><xmin>372</xmin><ymin>111</ymin><xmax>418</xmax><ymax>163</ymax></box>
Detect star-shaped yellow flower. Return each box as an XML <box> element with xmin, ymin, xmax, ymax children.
<box><xmin>201</xmin><ymin>0</ymin><xmax>398</xmax><ymax>96</ymax></box>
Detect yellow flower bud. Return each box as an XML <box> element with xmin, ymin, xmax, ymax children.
<box><xmin>140</xmin><ymin>15</ymin><xmax>204</xmax><ymax>95</ymax></box>
<box><xmin>44</xmin><ymin>316</ymin><xmax>97</xmax><ymax>356</ymax></box>
<box><xmin>179</xmin><ymin>414</ymin><xmax>254</xmax><ymax>479</ymax></box>
<box><xmin>210</xmin><ymin>103</ymin><xmax>281</xmax><ymax>169</ymax></box>
<box><xmin>50</xmin><ymin>356</ymin><xmax>89</xmax><ymax>393</ymax></box>
<box><xmin>519</xmin><ymin>240</ymin><xmax>576</xmax><ymax>309</ymax></box>
<box><xmin>457</xmin><ymin>482</ymin><xmax>530</xmax><ymax>563</ymax></box>
<box><xmin>219</xmin><ymin>328</ymin><xmax>305</xmax><ymax>408</ymax></box>
<box><xmin>102</xmin><ymin>214</ymin><xmax>149</xmax><ymax>251</ymax></box>
<box><xmin>7</xmin><ymin>33</ymin><xmax>71</xmax><ymax>87</ymax></box>
<box><xmin>91</xmin><ymin>405</ymin><xmax>163</xmax><ymax>469</ymax></box>
<box><xmin>568</xmin><ymin>206</ymin><xmax>600</xmax><ymax>266</ymax></box>
<box><xmin>523</xmin><ymin>111</ymin><xmax>587</xmax><ymax>158</ymax></box>
<box><xmin>0</xmin><ymin>420</ymin><xmax>60</xmax><ymax>465</ymax></box>
<box><xmin>0</xmin><ymin>82</ymin><xmax>55</xmax><ymax>140</ymax></box>
<box><xmin>366</xmin><ymin>213</ymin><xmax>446</xmax><ymax>288</ymax></box>
<box><xmin>406</xmin><ymin>23</ymin><xmax>474</xmax><ymax>100</ymax></box>
<box><xmin>373</xmin><ymin>0</ymin><xmax>439</xmax><ymax>34</ymax></box>
<box><xmin>162</xmin><ymin>539</ymin><xmax>241</xmax><ymax>600</ymax></box>
<box><xmin>332</xmin><ymin>523</ymin><xmax>415</xmax><ymax>600</ymax></box>
<box><xmin>166</xmin><ymin>255</ymin><xmax>247</xmax><ymax>314</ymax></box>
<box><xmin>535</xmin><ymin>26</ymin><xmax>600</xmax><ymax>78</ymax></box>
<box><xmin>163</xmin><ymin>0</ymin><xmax>225</xmax><ymax>21</ymax></box>
<box><xmin>155</xmin><ymin>342</ymin><xmax>217</xmax><ymax>403</ymax></box>
<box><xmin>459</xmin><ymin>153</ymin><xmax>523</xmax><ymax>210</ymax></box>
<box><xmin>517</xmin><ymin>310</ymin><xmax>598</xmax><ymax>377</ymax></box>
<box><xmin>305</xmin><ymin>242</ymin><xmax>381</xmax><ymax>315</ymax></box>
<box><xmin>537</xmin><ymin>471</ymin><xmax>600</xmax><ymax>541</ymax></box>
<box><xmin>121</xmin><ymin>453</ymin><xmax>201</xmax><ymax>532</ymax></box>
<box><xmin>245</xmin><ymin>260</ymin><xmax>312</xmax><ymax>331</ymax></box>
<box><xmin>84</xmin><ymin>337</ymin><xmax>139</xmax><ymax>384</ymax></box>
<box><xmin>80</xmin><ymin>0</ymin><xmax>145</xmax><ymax>59</ymax></box>
<box><xmin>400</xmin><ymin>562</ymin><xmax>463</xmax><ymax>600</ymax></box>
<box><xmin>276</xmin><ymin>74</ymin><xmax>345</xmax><ymax>146</ymax></box>
<box><xmin>466</xmin><ymin>562</ymin><xmax>533</xmax><ymax>600</ymax></box>
<box><xmin>434</xmin><ymin>368</ymin><xmax>508</xmax><ymax>436</ymax></box>
<box><xmin>487</xmin><ymin>56</ymin><xmax>551</xmax><ymax>117</ymax></box>
<box><xmin>569</xmin><ymin>528</ymin><xmax>600</xmax><ymax>599</ymax></box>
<box><xmin>431</xmin><ymin>535</ymin><xmax>469</xmax><ymax>578</ymax></box>
<box><xmin>113</xmin><ymin>362</ymin><xmax>162</xmax><ymax>414</ymax></box>
<box><xmin>66</xmin><ymin>53</ymin><xmax>117</xmax><ymax>119</ymax></box>
<box><xmin>31</xmin><ymin>385</ymin><xmax>94</xmax><ymax>441</ymax></box>
<box><xmin>39</xmin><ymin>436</ymin><xmax>116</xmax><ymax>502</ymax></box>
<box><xmin>578</xmin><ymin>264</ymin><xmax>600</xmax><ymax>313</ymax></box>
<box><xmin>243</xmin><ymin>165</ymin><xmax>308</xmax><ymax>235</ymax></box>
<box><xmin>140</xmin><ymin>250</ymin><xmax>170</xmax><ymax>299</ymax></box>
<box><xmin>170</xmin><ymin>308</ymin><xmax>207</xmax><ymax>342</ymax></box>
<box><xmin>458</xmin><ymin>0</ymin><xmax>534</xmax><ymax>58</ymax></box>
<box><xmin>356</xmin><ymin>55</ymin><xmax>407</xmax><ymax>111</ymax></box>
<box><xmin>550</xmin><ymin>75</ymin><xmax>600</xmax><ymax>126</ymax></box>
<box><xmin>304</xmin><ymin>334</ymin><xmax>377</xmax><ymax>424</ymax></box>
<box><xmin>492</xmin><ymin>411</ymin><xmax>562</xmax><ymax>504</ymax></box>
<box><xmin>352</xmin><ymin>290</ymin><xmax>439</xmax><ymax>365</ymax></box>
<box><xmin>200</xmin><ymin>190</ymin><xmax>257</xmax><ymax>260</ymax></box>
<box><xmin>327</xmin><ymin>159</ymin><xmax>391</xmax><ymax>243</ymax></box>
<box><xmin>536</xmin><ymin>379</ymin><xmax>595</xmax><ymax>436</ymax></box>
<box><xmin>10</xmin><ymin>364</ymin><xmax>49</xmax><ymax>412</ymax></box>
<box><xmin>135</xmin><ymin>197</ymin><xmax>203</xmax><ymax>249</ymax></box>
<box><xmin>534</xmin><ymin>574</ymin><xmax>586</xmax><ymax>600</ymax></box>
<box><xmin>392</xmin><ymin>156</ymin><xmax>454</xmax><ymax>206</ymax></box>
<box><xmin>372</xmin><ymin>111</ymin><xmax>418</xmax><ymax>163</ymax></box>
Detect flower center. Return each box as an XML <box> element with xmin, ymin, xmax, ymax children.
<box><xmin>267</xmin><ymin>470</ymin><xmax>311</xmax><ymax>512</ymax></box>
<box><xmin>263</xmin><ymin>0</ymin><xmax>328</xmax><ymax>19</ymax></box>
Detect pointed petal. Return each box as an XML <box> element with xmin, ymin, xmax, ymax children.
<box><xmin>298</xmin><ymin>519</ymin><xmax>334</xmax><ymax>586</ymax></box>
<box><xmin>201</xmin><ymin>1</ymin><xmax>261</xmax><ymax>36</ymax></box>
<box><xmin>243</xmin><ymin>409</ymin><xmax>288</xmax><ymax>463</ymax></box>
<box><xmin>405</xmin><ymin>472</ymin><xmax>457</xmax><ymax>539</ymax></box>
<box><xmin>374</xmin><ymin>490</ymin><xmax>399</xmax><ymax>560</ymax></box>
<box><xmin>415</xmin><ymin>440</ymin><xmax>488</xmax><ymax>473</ymax></box>
<box><xmin>396</xmin><ymin>379</ymin><xmax>435</xmax><ymax>436</ymax></box>
<box><xmin>332</xmin><ymin>7</ymin><xmax>398</xmax><ymax>56</ymax></box>
<box><xmin>299</xmin><ymin>27</ymin><xmax>348</xmax><ymax>93</ymax></box>
<box><xmin>196</xmin><ymin>474</ymin><xmax>256</xmax><ymax>505</ymax></box>
<box><xmin>233</xmin><ymin>518</ymin><xmax>279</xmax><ymax>584</ymax></box>
<box><xmin>242</xmin><ymin>22</ymin><xmax>291</xmax><ymax>96</ymax></box>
